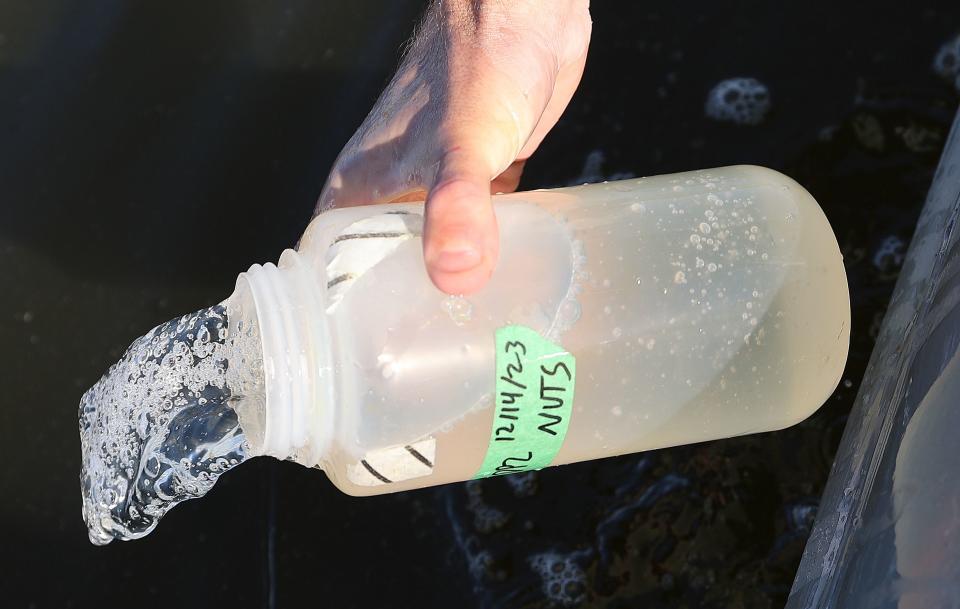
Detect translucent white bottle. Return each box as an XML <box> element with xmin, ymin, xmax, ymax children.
<box><xmin>228</xmin><ymin>165</ymin><xmax>850</xmax><ymax>496</ymax></box>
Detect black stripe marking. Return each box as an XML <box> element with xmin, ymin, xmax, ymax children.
<box><xmin>360</xmin><ymin>460</ymin><xmax>392</xmax><ymax>484</ymax></box>
<box><xmin>404</xmin><ymin>445</ymin><xmax>433</xmax><ymax>468</ymax></box>
<box><xmin>334</xmin><ymin>231</ymin><xmax>409</xmax><ymax>243</ymax></box>
<box><xmin>326</xmin><ymin>273</ymin><xmax>355</xmax><ymax>288</ymax></box>
<box><xmin>385</xmin><ymin>210</ymin><xmax>413</xmax><ymax>215</ymax></box>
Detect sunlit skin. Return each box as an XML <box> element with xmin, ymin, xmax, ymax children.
<box><xmin>317</xmin><ymin>0</ymin><xmax>592</xmax><ymax>295</ymax></box>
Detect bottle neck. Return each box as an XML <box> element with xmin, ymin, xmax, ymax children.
<box><xmin>230</xmin><ymin>249</ymin><xmax>332</xmax><ymax>467</ymax></box>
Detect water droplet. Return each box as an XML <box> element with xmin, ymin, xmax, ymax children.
<box><xmin>557</xmin><ymin>300</ymin><xmax>582</xmax><ymax>326</ymax></box>
<box><xmin>380</xmin><ymin>361</ymin><xmax>397</xmax><ymax>379</ymax></box>
<box><xmin>441</xmin><ymin>295</ymin><xmax>473</xmax><ymax>326</ymax></box>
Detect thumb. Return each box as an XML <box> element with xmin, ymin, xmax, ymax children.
<box><xmin>423</xmin><ymin>151</ymin><xmax>499</xmax><ymax>295</ymax></box>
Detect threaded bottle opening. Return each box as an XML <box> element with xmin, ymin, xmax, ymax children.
<box><xmin>234</xmin><ymin>251</ymin><xmax>331</xmax><ymax>465</ymax></box>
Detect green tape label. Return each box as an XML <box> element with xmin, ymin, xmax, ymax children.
<box><xmin>474</xmin><ymin>325</ymin><xmax>576</xmax><ymax>479</ymax></box>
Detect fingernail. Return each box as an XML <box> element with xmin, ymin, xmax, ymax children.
<box><xmin>427</xmin><ymin>237</ymin><xmax>483</xmax><ymax>274</ymax></box>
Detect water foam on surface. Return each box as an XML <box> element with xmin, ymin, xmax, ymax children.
<box><xmin>933</xmin><ymin>33</ymin><xmax>960</xmax><ymax>92</ymax></box>
<box><xmin>705</xmin><ymin>77</ymin><xmax>771</xmax><ymax>125</ymax></box>
<box><xmin>79</xmin><ymin>304</ymin><xmax>263</xmax><ymax>545</ymax></box>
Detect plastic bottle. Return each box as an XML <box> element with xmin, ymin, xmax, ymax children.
<box><xmin>225</xmin><ymin>165</ymin><xmax>850</xmax><ymax>496</ymax></box>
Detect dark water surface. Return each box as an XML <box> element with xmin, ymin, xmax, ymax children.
<box><xmin>1</xmin><ymin>1</ymin><xmax>958</xmax><ymax>607</ymax></box>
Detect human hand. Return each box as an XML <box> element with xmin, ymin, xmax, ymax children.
<box><xmin>316</xmin><ymin>0</ymin><xmax>591</xmax><ymax>294</ymax></box>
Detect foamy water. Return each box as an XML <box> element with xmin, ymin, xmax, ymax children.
<box><xmin>705</xmin><ymin>77</ymin><xmax>771</xmax><ymax>125</ymax></box>
<box><xmin>79</xmin><ymin>304</ymin><xmax>262</xmax><ymax>545</ymax></box>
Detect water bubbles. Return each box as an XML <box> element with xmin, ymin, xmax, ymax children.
<box><xmin>705</xmin><ymin>77</ymin><xmax>771</xmax><ymax>125</ymax></box>
<box><xmin>79</xmin><ymin>304</ymin><xmax>250</xmax><ymax>545</ymax></box>
<box><xmin>933</xmin><ymin>33</ymin><xmax>960</xmax><ymax>92</ymax></box>
<box><xmin>612</xmin><ymin>326</ymin><xmax>623</xmax><ymax>339</ymax></box>
<box><xmin>441</xmin><ymin>295</ymin><xmax>473</xmax><ymax>326</ymax></box>
<box><xmin>611</xmin><ymin>405</ymin><xmax>623</xmax><ymax>417</ymax></box>
<box><xmin>673</xmin><ymin>271</ymin><xmax>687</xmax><ymax>284</ymax></box>
<box><xmin>602</xmin><ymin>278</ymin><xmax>611</xmax><ymax>288</ymax></box>
<box><xmin>646</xmin><ymin>338</ymin><xmax>656</xmax><ymax>350</ymax></box>
<box><xmin>378</xmin><ymin>354</ymin><xmax>397</xmax><ymax>379</ymax></box>
<box><xmin>690</xmin><ymin>234</ymin><xmax>701</xmax><ymax>245</ymax></box>
<box><xmin>529</xmin><ymin>552</ymin><xmax>588</xmax><ymax>606</ymax></box>
<box><xmin>630</xmin><ymin>202</ymin><xmax>644</xmax><ymax>213</ymax></box>
<box><xmin>672</xmin><ymin>185</ymin><xmax>684</xmax><ymax>192</ymax></box>
<box><xmin>872</xmin><ymin>235</ymin><xmax>905</xmax><ymax>272</ymax></box>
<box><xmin>695</xmin><ymin>257</ymin><xmax>705</xmax><ymax>268</ymax></box>
<box><xmin>707</xmin><ymin>262</ymin><xmax>718</xmax><ymax>272</ymax></box>
<box><xmin>557</xmin><ymin>299</ymin><xmax>582</xmax><ymax>328</ymax></box>
<box><xmin>699</xmin><ymin>222</ymin><xmax>712</xmax><ymax>234</ymax></box>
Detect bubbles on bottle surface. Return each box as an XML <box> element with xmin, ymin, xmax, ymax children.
<box><xmin>441</xmin><ymin>295</ymin><xmax>474</xmax><ymax>326</ymax></box>
<box><xmin>79</xmin><ymin>304</ymin><xmax>261</xmax><ymax>545</ymax></box>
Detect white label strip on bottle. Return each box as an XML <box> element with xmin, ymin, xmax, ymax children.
<box><xmin>346</xmin><ymin>437</ymin><xmax>436</xmax><ymax>486</ymax></box>
<box><xmin>324</xmin><ymin>210</ymin><xmax>423</xmax><ymax>313</ymax></box>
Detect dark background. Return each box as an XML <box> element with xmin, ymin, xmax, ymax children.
<box><xmin>1</xmin><ymin>1</ymin><xmax>958</xmax><ymax>607</ymax></box>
